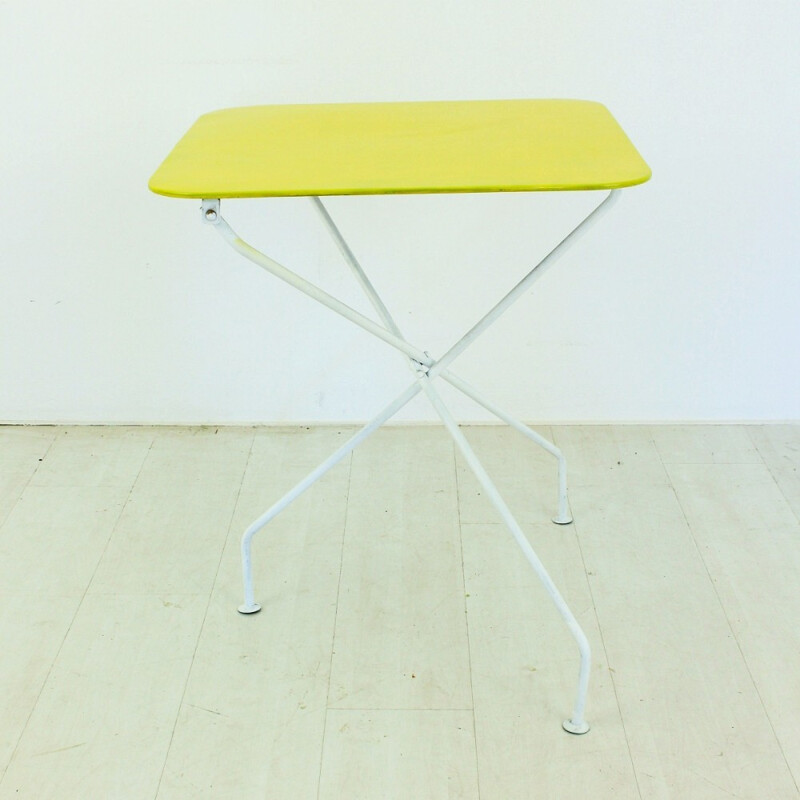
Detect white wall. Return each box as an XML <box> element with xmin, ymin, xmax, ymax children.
<box><xmin>2</xmin><ymin>1</ymin><xmax>798</xmax><ymax>424</ymax></box>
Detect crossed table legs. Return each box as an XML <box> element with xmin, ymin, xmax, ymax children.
<box><xmin>200</xmin><ymin>190</ymin><xmax>621</xmax><ymax>734</ymax></box>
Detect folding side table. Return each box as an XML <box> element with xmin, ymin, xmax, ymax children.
<box><xmin>149</xmin><ymin>99</ymin><xmax>651</xmax><ymax>734</ymax></box>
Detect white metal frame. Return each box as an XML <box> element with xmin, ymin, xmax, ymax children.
<box><xmin>200</xmin><ymin>190</ymin><xmax>621</xmax><ymax>734</ymax></box>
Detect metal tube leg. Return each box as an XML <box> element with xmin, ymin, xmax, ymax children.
<box><xmin>430</xmin><ymin>190</ymin><xmax>619</xmax><ymax>372</ymax></box>
<box><xmin>310</xmin><ymin>197</ymin><xmax>402</xmax><ymax>337</ymax></box>
<box><xmin>441</xmin><ymin>370</ymin><xmax>573</xmax><ymax>525</ymax></box>
<box><xmin>417</xmin><ymin>373</ymin><xmax>591</xmax><ymax>733</ymax></box>
<box><xmin>238</xmin><ymin>381</ymin><xmax>422</xmax><ymax>614</ymax></box>
<box><xmin>205</xmin><ymin>207</ymin><xmax>433</xmax><ymax>369</ymax></box>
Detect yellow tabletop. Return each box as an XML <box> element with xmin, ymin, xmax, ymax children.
<box><xmin>149</xmin><ymin>99</ymin><xmax>650</xmax><ymax>199</ymax></box>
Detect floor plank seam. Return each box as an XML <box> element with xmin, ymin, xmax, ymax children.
<box><xmin>745</xmin><ymin>426</ymin><xmax>800</xmax><ymax>527</ymax></box>
<box><xmin>0</xmin><ymin>429</ymin><xmax>58</xmax><ymax>531</ymax></box>
<box><xmin>453</xmin><ymin>432</ymin><xmax>482</xmax><ymax>800</ymax></box>
<box><xmin>316</xmin><ymin>447</ymin><xmax>354</xmax><ymax>800</ymax></box>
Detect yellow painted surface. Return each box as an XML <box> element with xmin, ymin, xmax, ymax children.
<box><xmin>149</xmin><ymin>99</ymin><xmax>650</xmax><ymax>198</ymax></box>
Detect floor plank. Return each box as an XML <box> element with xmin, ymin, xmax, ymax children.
<box><xmin>328</xmin><ymin>427</ymin><xmax>472</xmax><ymax>711</ymax></box>
<box><xmin>462</xmin><ymin>521</ymin><xmax>639</xmax><ymax>799</ymax></box>
<box><xmin>88</xmin><ymin>428</ymin><xmax>253</xmax><ymax>595</ymax></box>
<box><xmin>748</xmin><ymin>424</ymin><xmax>800</xmax><ymax>520</ymax></box>
<box><xmin>456</xmin><ymin>424</ymin><xmax>560</xmax><ymax>523</ymax></box>
<box><xmin>668</xmin><ymin>461</ymin><xmax>800</xmax><ymax>789</ymax></box>
<box><xmin>0</xmin><ymin>595</ymin><xmax>81</xmax><ymax>775</ymax></box>
<box><xmin>30</xmin><ymin>426</ymin><xmax>154</xmax><ymax>489</ymax></box>
<box><xmin>0</xmin><ymin>426</ymin><xmax>56</xmax><ymax>528</ymax></box>
<box><xmin>0</xmin><ymin>595</ymin><xmax>204</xmax><ymax>800</ymax></box>
<box><xmin>651</xmin><ymin>424</ymin><xmax>762</xmax><ymax>465</ymax></box>
<box><xmin>0</xmin><ymin>486</ymin><xmax>130</xmax><ymax>597</ymax></box>
<box><xmin>318</xmin><ymin>710</ymin><xmax>479</xmax><ymax>800</ymax></box>
<box><xmin>568</xmin><ymin>453</ymin><xmax>798</xmax><ymax>798</ymax></box>
<box><xmin>157</xmin><ymin>427</ymin><xmax>351</xmax><ymax>800</ymax></box>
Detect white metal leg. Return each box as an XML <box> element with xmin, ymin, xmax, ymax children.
<box><xmin>426</xmin><ymin>190</ymin><xmax>619</xmax><ymax>371</ymax></box>
<box><xmin>310</xmin><ymin>197</ymin><xmax>404</xmax><ymax>341</ymax></box>
<box><xmin>416</xmin><ymin>370</ymin><xmax>591</xmax><ymax>734</ymax></box>
<box><xmin>440</xmin><ymin>371</ymin><xmax>572</xmax><ymax>524</ymax></box>
<box><xmin>203</xmin><ymin>200</ymin><xmax>433</xmax><ymax>369</ymax></box>
<box><xmin>306</xmin><ymin>207</ymin><xmax>583</xmax><ymax>711</ymax></box>
<box><xmin>202</xmin><ymin>191</ymin><xmax>621</xmax><ymax>732</ymax></box>
<box><xmin>237</xmin><ymin>381</ymin><xmax>421</xmax><ymax>614</ymax></box>
<box><xmin>310</xmin><ymin>196</ymin><xmax>576</xmax><ymax>524</ymax></box>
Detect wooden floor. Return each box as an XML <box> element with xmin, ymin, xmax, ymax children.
<box><xmin>0</xmin><ymin>424</ymin><xmax>798</xmax><ymax>799</ymax></box>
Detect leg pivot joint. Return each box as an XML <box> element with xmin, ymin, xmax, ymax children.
<box><xmin>411</xmin><ymin>359</ymin><xmax>430</xmax><ymax>375</ymax></box>
<box><xmin>201</xmin><ymin>198</ymin><xmax>221</xmax><ymax>224</ymax></box>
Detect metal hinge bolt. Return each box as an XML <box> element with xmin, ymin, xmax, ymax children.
<box><xmin>201</xmin><ymin>199</ymin><xmax>221</xmax><ymax>224</ymax></box>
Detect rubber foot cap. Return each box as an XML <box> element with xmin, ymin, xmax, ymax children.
<box><xmin>238</xmin><ymin>603</ymin><xmax>262</xmax><ymax>615</ymax></box>
<box><xmin>562</xmin><ymin>718</ymin><xmax>590</xmax><ymax>735</ymax></box>
<box><xmin>552</xmin><ymin>515</ymin><xmax>574</xmax><ymax>525</ymax></box>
